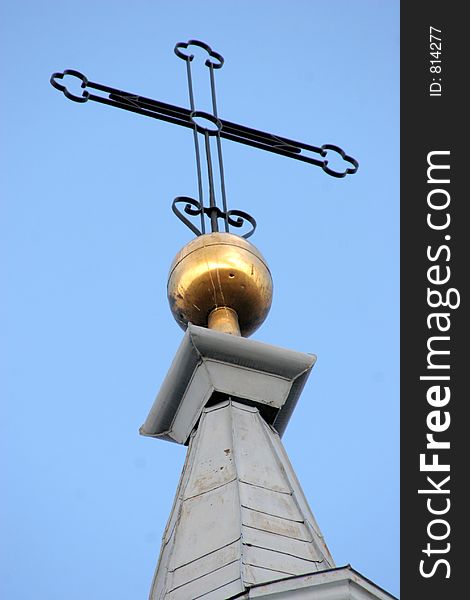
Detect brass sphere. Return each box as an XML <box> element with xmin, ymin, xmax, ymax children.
<box><xmin>167</xmin><ymin>232</ymin><xmax>273</xmax><ymax>337</ymax></box>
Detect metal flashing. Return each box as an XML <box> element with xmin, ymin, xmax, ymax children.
<box><xmin>140</xmin><ymin>324</ymin><xmax>316</xmax><ymax>444</ymax></box>
<box><xmin>234</xmin><ymin>565</ymin><xmax>399</xmax><ymax>599</ymax></box>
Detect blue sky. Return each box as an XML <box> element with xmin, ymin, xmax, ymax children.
<box><xmin>1</xmin><ymin>1</ymin><xmax>399</xmax><ymax>598</ymax></box>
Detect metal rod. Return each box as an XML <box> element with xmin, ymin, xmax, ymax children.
<box><xmin>209</xmin><ymin>63</ymin><xmax>219</xmax><ymax>118</ymax></box>
<box><xmin>208</xmin><ymin>63</ymin><xmax>228</xmax><ymax>231</ymax></box>
<box><xmin>185</xmin><ymin>60</ymin><xmax>195</xmax><ymax>111</ymax></box>
<box><xmin>204</xmin><ymin>131</ymin><xmax>218</xmax><ymax>232</ymax></box>
<box><xmin>215</xmin><ymin>136</ymin><xmax>228</xmax><ymax>232</ymax></box>
<box><xmin>185</xmin><ymin>61</ymin><xmax>205</xmax><ymax>234</ymax></box>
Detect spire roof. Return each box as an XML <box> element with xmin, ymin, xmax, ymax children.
<box><xmin>150</xmin><ymin>400</ymin><xmax>334</xmax><ymax>599</ymax></box>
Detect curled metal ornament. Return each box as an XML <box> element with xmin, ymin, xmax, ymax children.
<box><xmin>320</xmin><ymin>144</ymin><xmax>358</xmax><ymax>178</ymax></box>
<box><xmin>190</xmin><ymin>111</ymin><xmax>223</xmax><ymax>135</ymax></box>
<box><xmin>172</xmin><ymin>197</ymin><xmax>256</xmax><ymax>239</ymax></box>
<box><xmin>174</xmin><ymin>40</ymin><xmax>224</xmax><ymax>69</ymax></box>
<box><xmin>226</xmin><ymin>210</ymin><xmax>256</xmax><ymax>239</ymax></box>
<box><xmin>50</xmin><ymin>70</ymin><xmax>90</xmax><ymax>103</ymax></box>
<box><xmin>172</xmin><ymin>197</ymin><xmax>204</xmax><ymax>236</ymax></box>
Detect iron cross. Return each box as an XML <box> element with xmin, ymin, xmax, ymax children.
<box><xmin>51</xmin><ymin>40</ymin><xmax>358</xmax><ymax>239</ymax></box>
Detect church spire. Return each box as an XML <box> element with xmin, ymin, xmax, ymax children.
<box><xmin>50</xmin><ymin>39</ymin><xmax>396</xmax><ymax>600</ymax></box>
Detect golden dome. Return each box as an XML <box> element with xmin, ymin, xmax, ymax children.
<box><xmin>167</xmin><ymin>233</ymin><xmax>273</xmax><ymax>337</ymax></box>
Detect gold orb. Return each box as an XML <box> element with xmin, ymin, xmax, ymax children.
<box><xmin>167</xmin><ymin>232</ymin><xmax>273</xmax><ymax>337</ymax></box>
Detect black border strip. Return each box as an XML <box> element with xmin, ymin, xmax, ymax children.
<box><xmin>401</xmin><ymin>3</ymin><xmax>464</xmax><ymax>598</ymax></box>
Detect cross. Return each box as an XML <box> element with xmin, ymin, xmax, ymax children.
<box><xmin>50</xmin><ymin>39</ymin><xmax>358</xmax><ymax>239</ymax></box>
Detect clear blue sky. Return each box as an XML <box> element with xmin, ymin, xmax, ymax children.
<box><xmin>1</xmin><ymin>1</ymin><xmax>399</xmax><ymax>598</ymax></box>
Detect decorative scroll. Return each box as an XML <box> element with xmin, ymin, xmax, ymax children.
<box><xmin>172</xmin><ymin>198</ymin><xmax>257</xmax><ymax>239</ymax></box>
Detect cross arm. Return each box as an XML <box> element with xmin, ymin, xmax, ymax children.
<box><xmin>50</xmin><ymin>70</ymin><xmax>358</xmax><ymax>178</ymax></box>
